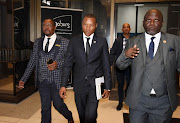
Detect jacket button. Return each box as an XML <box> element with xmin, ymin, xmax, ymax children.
<box><xmin>85</xmin><ymin>76</ymin><xmax>88</xmax><ymax>80</ymax></box>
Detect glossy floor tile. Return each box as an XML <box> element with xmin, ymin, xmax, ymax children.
<box><xmin>0</xmin><ymin>89</ymin><xmax>180</xmax><ymax>123</ymax></box>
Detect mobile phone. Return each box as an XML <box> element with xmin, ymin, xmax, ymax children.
<box><xmin>47</xmin><ymin>59</ymin><xmax>53</xmax><ymax>64</ymax></box>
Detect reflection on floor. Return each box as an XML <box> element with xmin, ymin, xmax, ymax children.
<box><xmin>0</xmin><ymin>75</ymin><xmax>13</xmax><ymax>94</ymax></box>
<box><xmin>0</xmin><ymin>89</ymin><xmax>180</xmax><ymax>123</ymax></box>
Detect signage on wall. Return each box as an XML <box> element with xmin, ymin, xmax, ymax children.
<box><xmin>14</xmin><ymin>7</ymin><xmax>25</xmax><ymax>49</ymax></box>
<box><xmin>41</xmin><ymin>6</ymin><xmax>83</xmax><ymax>39</ymax></box>
<box><xmin>54</xmin><ymin>15</ymin><xmax>72</xmax><ymax>31</ymax></box>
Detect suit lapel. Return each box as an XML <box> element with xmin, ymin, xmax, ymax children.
<box><xmin>38</xmin><ymin>36</ymin><xmax>44</xmax><ymax>52</ymax></box>
<box><xmin>79</xmin><ymin>34</ymin><xmax>86</xmax><ymax>61</ymax></box>
<box><xmin>55</xmin><ymin>35</ymin><xmax>61</xmax><ymax>45</ymax></box>
<box><xmin>161</xmin><ymin>32</ymin><xmax>168</xmax><ymax>66</ymax></box>
<box><xmin>53</xmin><ymin>35</ymin><xmax>61</xmax><ymax>50</ymax></box>
<box><xmin>120</xmin><ymin>36</ymin><xmax>123</xmax><ymax>51</ymax></box>
<box><xmin>88</xmin><ymin>35</ymin><xmax>98</xmax><ymax>62</ymax></box>
<box><xmin>139</xmin><ymin>33</ymin><xmax>147</xmax><ymax>65</ymax></box>
<box><xmin>140</xmin><ymin>32</ymin><xmax>168</xmax><ymax>66</ymax></box>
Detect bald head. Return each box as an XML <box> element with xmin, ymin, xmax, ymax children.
<box><xmin>144</xmin><ymin>9</ymin><xmax>163</xmax><ymax>22</ymax></box>
<box><xmin>143</xmin><ymin>9</ymin><xmax>163</xmax><ymax>35</ymax></box>
<box><xmin>122</xmin><ymin>23</ymin><xmax>131</xmax><ymax>35</ymax></box>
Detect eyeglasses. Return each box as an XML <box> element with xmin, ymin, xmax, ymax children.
<box><xmin>42</xmin><ymin>24</ymin><xmax>53</xmax><ymax>28</ymax></box>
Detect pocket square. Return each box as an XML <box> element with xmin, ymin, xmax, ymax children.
<box><xmin>93</xmin><ymin>41</ymin><xmax>96</xmax><ymax>43</ymax></box>
<box><xmin>169</xmin><ymin>47</ymin><xmax>175</xmax><ymax>51</ymax></box>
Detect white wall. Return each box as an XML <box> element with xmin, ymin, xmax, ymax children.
<box><xmin>117</xmin><ymin>5</ymin><xmax>136</xmax><ymax>33</ymax></box>
<box><xmin>117</xmin><ymin>4</ymin><xmax>168</xmax><ymax>34</ymax></box>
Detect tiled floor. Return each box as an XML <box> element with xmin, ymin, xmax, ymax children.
<box><xmin>0</xmin><ymin>89</ymin><xmax>180</xmax><ymax>123</ymax></box>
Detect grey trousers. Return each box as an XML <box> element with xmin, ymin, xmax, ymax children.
<box><xmin>129</xmin><ymin>94</ymin><xmax>173</xmax><ymax>123</ymax></box>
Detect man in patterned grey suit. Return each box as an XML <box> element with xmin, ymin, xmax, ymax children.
<box><xmin>19</xmin><ymin>19</ymin><xmax>74</xmax><ymax>123</ymax></box>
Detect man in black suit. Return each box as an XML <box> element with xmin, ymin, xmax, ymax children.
<box><xmin>19</xmin><ymin>19</ymin><xmax>73</xmax><ymax>123</ymax></box>
<box><xmin>60</xmin><ymin>14</ymin><xmax>112</xmax><ymax>123</ymax></box>
<box><xmin>116</xmin><ymin>9</ymin><xmax>180</xmax><ymax>123</ymax></box>
<box><xmin>110</xmin><ymin>23</ymin><xmax>131</xmax><ymax>111</ymax></box>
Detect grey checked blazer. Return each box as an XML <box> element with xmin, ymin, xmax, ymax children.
<box><xmin>20</xmin><ymin>34</ymin><xmax>69</xmax><ymax>89</ymax></box>
<box><xmin>116</xmin><ymin>32</ymin><xmax>180</xmax><ymax>111</ymax></box>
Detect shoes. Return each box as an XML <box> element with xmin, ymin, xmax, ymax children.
<box><xmin>116</xmin><ymin>103</ymin><xmax>122</xmax><ymax>111</ymax></box>
<box><xmin>68</xmin><ymin>119</ymin><xmax>74</xmax><ymax>123</ymax></box>
<box><xmin>68</xmin><ymin>120</ymin><xmax>74</xmax><ymax>123</ymax></box>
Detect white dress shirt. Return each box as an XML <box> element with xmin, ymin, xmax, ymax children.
<box><xmin>83</xmin><ymin>32</ymin><xmax>94</xmax><ymax>52</ymax></box>
<box><xmin>145</xmin><ymin>32</ymin><xmax>161</xmax><ymax>94</ymax></box>
<box><xmin>145</xmin><ymin>32</ymin><xmax>161</xmax><ymax>57</ymax></box>
<box><xmin>43</xmin><ymin>33</ymin><xmax>56</xmax><ymax>52</ymax></box>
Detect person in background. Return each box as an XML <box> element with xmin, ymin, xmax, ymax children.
<box><xmin>116</xmin><ymin>9</ymin><xmax>180</xmax><ymax>123</ymax></box>
<box><xmin>59</xmin><ymin>14</ymin><xmax>112</xmax><ymax>123</ymax></box>
<box><xmin>110</xmin><ymin>23</ymin><xmax>131</xmax><ymax>111</ymax></box>
<box><xmin>19</xmin><ymin>19</ymin><xmax>74</xmax><ymax>123</ymax></box>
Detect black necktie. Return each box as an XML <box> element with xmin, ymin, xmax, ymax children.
<box><xmin>45</xmin><ymin>38</ymin><xmax>50</xmax><ymax>53</ymax></box>
<box><xmin>86</xmin><ymin>37</ymin><xmax>90</xmax><ymax>57</ymax></box>
<box><xmin>149</xmin><ymin>37</ymin><xmax>155</xmax><ymax>59</ymax></box>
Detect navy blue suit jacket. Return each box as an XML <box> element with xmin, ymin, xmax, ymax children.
<box><xmin>61</xmin><ymin>34</ymin><xmax>112</xmax><ymax>94</ymax></box>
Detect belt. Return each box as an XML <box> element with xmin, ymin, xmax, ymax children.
<box><xmin>150</xmin><ymin>94</ymin><xmax>157</xmax><ymax>98</ymax></box>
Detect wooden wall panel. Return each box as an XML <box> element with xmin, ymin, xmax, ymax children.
<box><xmin>115</xmin><ymin>0</ymin><xmax>180</xmax><ymax>3</ymax></box>
<box><xmin>114</xmin><ymin>0</ymin><xmax>136</xmax><ymax>3</ymax></box>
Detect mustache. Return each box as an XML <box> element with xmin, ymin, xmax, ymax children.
<box><xmin>44</xmin><ymin>29</ymin><xmax>50</xmax><ymax>32</ymax></box>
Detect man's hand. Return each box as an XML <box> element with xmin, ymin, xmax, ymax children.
<box><xmin>59</xmin><ymin>87</ymin><xmax>67</xmax><ymax>99</ymax></box>
<box><xmin>102</xmin><ymin>90</ymin><xmax>110</xmax><ymax>99</ymax></box>
<box><xmin>19</xmin><ymin>80</ymin><xmax>24</xmax><ymax>88</ymax></box>
<box><xmin>125</xmin><ymin>45</ymin><xmax>139</xmax><ymax>58</ymax></box>
<box><xmin>47</xmin><ymin>61</ymin><xmax>57</xmax><ymax>71</ymax></box>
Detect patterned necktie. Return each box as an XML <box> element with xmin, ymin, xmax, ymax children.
<box><xmin>86</xmin><ymin>37</ymin><xmax>90</xmax><ymax>57</ymax></box>
<box><xmin>149</xmin><ymin>37</ymin><xmax>155</xmax><ymax>59</ymax></box>
<box><xmin>45</xmin><ymin>38</ymin><xmax>50</xmax><ymax>53</ymax></box>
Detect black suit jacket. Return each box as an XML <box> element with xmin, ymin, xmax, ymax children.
<box><xmin>109</xmin><ymin>36</ymin><xmax>124</xmax><ymax>66</ymax></box>
<box><xmin>61</xmin><ymin>34</ymin><xmax>112</xmax><ymax>94</ymax></box>
<box><xmin>110</xmin><ymin>35</ymin><xmax>131</xmax><ymax>73</ymax></box>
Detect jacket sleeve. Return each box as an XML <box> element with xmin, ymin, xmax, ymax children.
<box><xmin>56</xmin><ymin>38</ymin><xmax>69</xmax><ymax>70</ymax></box>
<box><xmin>61</xmin><ymin>39</ymin><xmax>75</xmax><ymax>87</ymax></box>
<box><xmin>109</xmin><ymin>39</ymin><xmax>118</xmax><ymax>66</ymax></box>
<box><xmin>116</xmin><ymin>38</ymin><xmax>132</xmax><ymax>70</ymax></box>
<box><xmin>20</xmin><ymin>40</ymin><xmax>38</xmax><ymax>83</ymax></box>
<box><xmin>176</xmin><ymin>36</ymin><xmax>180</xmax><ymax>72</ymax></box>
<box><xmin>102</xmin><ymin>38</ymin><xmax>112</xmax><ymax>90</ymax></box>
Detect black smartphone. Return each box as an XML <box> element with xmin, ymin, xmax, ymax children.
<box><xmin>47</xmin><ymin>59</ymin><xmax>53</xmax><ymax>64</ymax></box>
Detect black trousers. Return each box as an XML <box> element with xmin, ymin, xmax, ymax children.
<box><xmin>116</xmin><ymin>67</ymin><xmax>131</xmax><ymax>103</ymax></box>
<box><xmin>75</xmin><ymin>84</ymin><xmax>99</xmax><ymax>123</ymax></box>
<box><xmin>38</xmin><ymin>82</ymin><xmax>73</xmax><ymax>123</ymax></box>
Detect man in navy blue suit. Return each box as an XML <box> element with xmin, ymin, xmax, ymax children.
<box><xmin>60</xmin><ymin>14</ymin><xmax>112</xmax><ymax>123</ymax></box>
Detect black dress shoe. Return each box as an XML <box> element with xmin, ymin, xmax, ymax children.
<box><xmin>116</xmin><ymin>103</ymin><xmax>122</xmax><ymax>111</ymax></box>
<box><xmin>68</xmin><ymin>119</ymin><xmax>74</xmax><ymax>123</ymax></box>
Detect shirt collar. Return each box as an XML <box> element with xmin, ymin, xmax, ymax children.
<box><xmin>83</xmin><ymin>32</ymin><xmax>94</xmax><ymax>40</ymax></box>
<box><xmin>145</xmin><ymin>32</ymin><xmax>161</xmax><ymax>39</ymax></box>
<box><xmin>122</xmin><ymin>34</ymin><xmax>130</xmax><ymax>40</ymax></box>
<box><xmin>45</xmin><ymin>33</ymin><xmax>56</xmax><ymax>40</ymax></box>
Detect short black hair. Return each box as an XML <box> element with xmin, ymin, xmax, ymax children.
<box><xmin>83</xmin><ymin>14</ymin><xmax>97</xmax><ymax>23</ymax></box>
<box><xmin>43</xmin><ymin>18</ymin><xmax>56</xmax><ymax>26</ymax></box>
